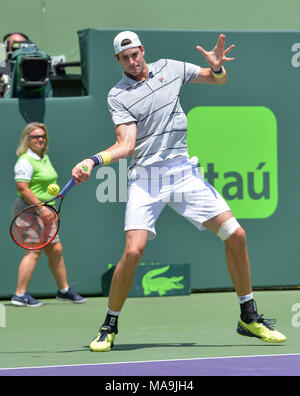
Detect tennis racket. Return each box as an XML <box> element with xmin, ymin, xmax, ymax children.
<box><xmin>10</xmin><ymin>177</ymin><xmax>77</xmax><ymax>250</ymax></box>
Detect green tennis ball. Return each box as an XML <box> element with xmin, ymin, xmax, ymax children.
<box><xmin>82</xmin><ymin>165</ymin><xmax>88</xmax><ymax>172</ymax></box>
<box><xmin>48</xmin><ymin>183</ymin><xmax>60</xmax><ymax>196</ymax></box>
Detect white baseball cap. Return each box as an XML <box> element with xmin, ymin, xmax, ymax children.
<box><xmin>113</xmin><ymin>31</ymin><xmax>142</xmax><ymax>55</ymax></box>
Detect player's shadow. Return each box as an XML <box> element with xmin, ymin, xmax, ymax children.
<box><xmin>0</xmin><ymin>342</ymin><xmax>284</xmax><ymax>356</ymax></box>
<box><xmin>81</xmin><ymin>342</ymin><xmax>285</xmax><ymax>351</ymax></box>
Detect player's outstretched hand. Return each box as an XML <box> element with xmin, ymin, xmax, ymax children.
<box><xmin>72</xmin><ymin>159</ymin><xmax>94</xmax><ymax>185</ymax></box>
<box><xmin>196</xmin><ymin>34</ymin><xmax>235</xmax><ymax>72</ymax></box>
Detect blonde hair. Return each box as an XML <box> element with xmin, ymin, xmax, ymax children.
<box><xmin>16</xmin><ymin>122</ymin><xmax>49</xmax><ymax>157</ymax></box>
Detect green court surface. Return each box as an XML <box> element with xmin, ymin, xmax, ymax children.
<box><xmin>0</xmin><ymin>290</ymin><xmax>299</xmax><ymax>370</ymax></box>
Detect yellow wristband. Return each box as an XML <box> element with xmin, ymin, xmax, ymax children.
<box><xmin>211</xmin><ymin>66</ymin><xmax>226</xmax><ymax>79</ymax></box>
<box><xmin>98</xmin><ymin>151</ymin><xmax>111</xmax><ymax>165</ymax></box>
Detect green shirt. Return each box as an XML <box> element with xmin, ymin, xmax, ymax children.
<box><xmin>14</xmin><ymin>149</ymin><xmax>58</xmax><ymax>203</ymax></box>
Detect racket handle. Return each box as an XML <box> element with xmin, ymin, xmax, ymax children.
<box><xmin>59</xmin><ymin>178</ymin><xmax>76</xmax><ymax>198</ymax></box>
<box><xmin>58</xmin><ymin>166</ymin><xmax>87</xmax><ymax>198</ymax></box>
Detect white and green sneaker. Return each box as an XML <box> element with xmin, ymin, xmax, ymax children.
<box><xmin>237</xmin><ymin>314</ymin><xmax>286</xmax><ymax>343</ymax></box>
<box><xmin>90</xmin><ymin>326</ymin><xmax>116</xmax><ymax>352</ymax></box>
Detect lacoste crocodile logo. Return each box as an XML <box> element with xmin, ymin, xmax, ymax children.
<box><xmin>142</xmin><ymin>265</ymin><xmax>184</xmax><ymax>296</ymax></box>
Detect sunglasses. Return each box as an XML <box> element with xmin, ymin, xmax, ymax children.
<box><xmin>29</xmin><ymin>135</ymin><xmax>46</xmax><ymax>140</ymax></box>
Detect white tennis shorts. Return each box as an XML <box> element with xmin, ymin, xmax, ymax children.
<box><xmin>125</xmin><ymin>156</ymin><xmax>230</xmax><ymax>239</ymax></box>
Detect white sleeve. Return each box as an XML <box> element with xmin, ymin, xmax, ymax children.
<box><xmin>183</xmin><ymin>62</ymin><xmax>201</xmax><ymax>83</ymax></box>
<box><xmin>166</xmin><ymin>59</ymin><xmax>201</xmax><ymax>84</ymax></box>
<box><xmin>14</xmin><ymin>158</ymin><xmax>33</xmax><ymax>181</ymax></box>
<box><xmin>108</xmin><ymin>95</ymin><xmax>137</xmax><ymax>126</ymax></box>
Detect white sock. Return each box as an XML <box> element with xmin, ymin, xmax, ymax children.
<box><xmin>59</xmin><ymin>287</ymin><xmax>69</xmax><ymax>293</ymax></box>
<box><xmin>238</xmin><ymin>293</ymin><xmax>254</xmax><ymax>304</ymax></box>
<box><xmin>107</xmin><ymin>307</ymin><xmax>120</xmax><ymax>316</ymax></box>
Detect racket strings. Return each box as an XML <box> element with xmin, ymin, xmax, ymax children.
<box><xmin>11</xmin><ymin>206</ymin><xmax>59</xmax><ymax>249</ymax></box>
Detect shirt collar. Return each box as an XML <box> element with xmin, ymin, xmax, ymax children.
<box><xmin>27</xmin><ymin>148</ymin><xmax>42</xmax><ymax>160</ymax></box>
<box><xmin>122</xmin><ymin>64</ymin><xmax>154</xmax><ymax>87</ymax></box>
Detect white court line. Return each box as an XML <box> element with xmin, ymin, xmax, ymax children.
<box><xmin>0</xmin><ymin>352</ymin><xmax>300</xmax><ymax>372</ymax></box>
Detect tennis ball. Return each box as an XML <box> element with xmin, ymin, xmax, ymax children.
<box><xmin>48</xmin><ymin>183</ymin><xmax>60</xmax><ymax>196</ymax></box>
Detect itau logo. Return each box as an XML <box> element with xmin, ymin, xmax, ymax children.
<box><xmin>187</xmin><ymin>106</ymin><xmax>278</xmax><ymax>219</ymax></box>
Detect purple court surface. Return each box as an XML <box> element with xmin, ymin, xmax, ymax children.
<box><xmin>0</xmin><ymin>354</ymin><xmax>299</xmax><ymax>376</ymax></box>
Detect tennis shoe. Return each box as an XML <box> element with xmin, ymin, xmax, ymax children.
<box><xmin>11</xmin><ymin>292</ymin><xmax>43</xmax><ymax>307</ymax></box>
<box><xmin>237</xmin><ymin>314</ymin><xmax>286</xmax><ymax>343</ymax></box>
<box><xmin>56</xmin><ymin>287</ymin><xmax>87</xmax><ymax>304</ymax></box>
<box><xmin>90</xmin><ymin>325</ymin><xmax>116</xmax><ymax>352</ymax></box>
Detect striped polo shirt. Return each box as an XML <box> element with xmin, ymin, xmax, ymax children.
<box><xmin>108</xmin><ymin>59</ymin><xmax>201</xmax><ymax>168</ymax></box>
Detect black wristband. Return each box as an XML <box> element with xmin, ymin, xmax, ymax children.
<box><xmin>89</xmin><ymin>155</ymin><xmax>103</xmax><ymax>166</ymax></box>
<box><xmin>210</xmin><ymin>66</ymin><xmax>223</xmax><ymax>74</ymax></box>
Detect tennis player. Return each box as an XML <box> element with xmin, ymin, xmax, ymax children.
<box><xmin>72</xmin><ymin>31</ymin><xmax>286</xmax><ymax>350</ymax></box>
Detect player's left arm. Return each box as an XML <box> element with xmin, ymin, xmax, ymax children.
<box><xmin>191</xmin><ymin>34</ymin><xmax>235</xmax><ymax>85</ymax></box>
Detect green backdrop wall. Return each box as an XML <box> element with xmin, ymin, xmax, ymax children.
<box><xmin>1</xmin><ymin>0</ymin><xmax>300</xmax><ymax>64</ymax></box>
<box><xmin>1</xmin><ymin>28</ymin><xmax>300</xmax><ymax>298</ymax></box>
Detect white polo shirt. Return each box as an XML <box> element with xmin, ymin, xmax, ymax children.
<box><xmin>108</xmin><ymin>59</ymin><xmax>201</xmax><ymax>168</ymax></box>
